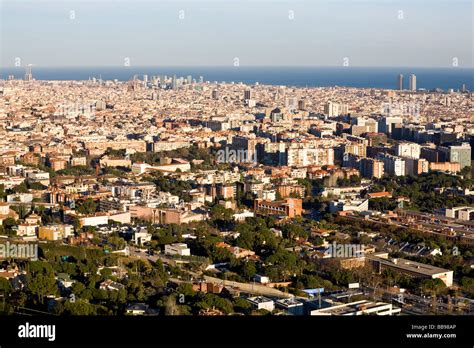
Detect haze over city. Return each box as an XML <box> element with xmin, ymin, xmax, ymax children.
<box><xmin>1</xmin><ymin>0</ymin><xmax>473</xmax><ymax>68</ymax></box>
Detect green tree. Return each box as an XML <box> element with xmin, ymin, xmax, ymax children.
<box><xmin>27</xmin><ymin>261</ymin><xmax>59</xmax><ymax>304</ymax></box>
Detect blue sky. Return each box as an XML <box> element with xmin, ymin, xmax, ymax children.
<box><xmin>0</xmin><ymin>0</ymin><xmax>472</xmax><ymax>67</ymax></box>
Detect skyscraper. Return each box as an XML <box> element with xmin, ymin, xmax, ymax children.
<box><xmin>398</xmin><ymin>74</ymin><xmax>403</xmax><ymax>90</ymax></box>
<box><xmin>298</xmin><ymin>99</ymin><xmax>306</xmax><ymax>110</ymax></box>
<box><xmin>324</xmin><ymin>101</ymin><xmax>340</xmax><ymax>118</ymax></box>
<box><xmin>24</xmin><ymin>64</ymin><xmax>33</xmax><ymax>82</ymax></box>
<box><xmin>409</xmin><ymin>74</ymin><xmax>417</xmax><ymax>91</ymax></box>
<box><xmin>244</xmin><ymin>89</ymin><xmax>252</xmax><ymax>100</ymax></box>
<box><xmin>172</xmin><ymin>75</ymin><xmax>177</xmax><ymax>90</ymax></box>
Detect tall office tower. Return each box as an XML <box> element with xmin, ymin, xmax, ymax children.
<box><xmin>212</xmin><ymin>89</ymin><xmax>219</xmax><ymax>100</ymax></box>
<box><xmin>398</xmin><ymin>74</ymin><xmax>404</xmax><ymax>90</ymax></box>
<box><xmin>24</xmin><ymin>64</ymin><xmax>33</xmax><ymax>82</ymax></box>
<box><xmin>143</xmin><ymin>74</ymin><xmax>148</xmax><ymax>84</ymax></box>
<box><xmin>298</xmin><ymin>99</ymin><xmax>306</xmax><ymax>110</ymax></box>
<box><xmin>172</xmin><ymin>75</ymin><xmax>177</xmax><ymax>90</ymax></box>
<box><xmin>244</xmin><ymin>89</ymin><xmax>252</xmax><ymax>100</ymax></box>
<box><xmin>199</xmin><ymin>76</ymin><xmax>204</xmax><ymax>84</ymax></box>
<box><xmin>409</xmin><ymin>74</ymin><xmax>417</xmax><ymax>91</ymax></box>
<box><xmin>285</xmin><ymin>97</ymin><xmax>297</xmax><ymax>111</ymax></box>
<box><xmin>444</xmin><ymin>96</ymin><xmax>451</xmax><ymax>107</ymax></box>
<box><xmin>461</xmin><ymin>84</ymin><xmax>467</xmax><ymax>93</ymax></box>
<box><xmin>324</xmin><ymin>101</ymin><xmax>340</xmax><ymax>118</ymax></box>
<box><xmin>339</xmin><ymin>103</ymin><xmax>349</xmax><ymax>115</ymax></box>
<box><xmin>187</xmin><ymin>75</ymin><xmax>192</xmax><ymax>85</ymax></box>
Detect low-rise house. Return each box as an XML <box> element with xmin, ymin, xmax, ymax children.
<box><xmin>57</xmin><ymin>273</ymin><xmax>74</xmax><ymax>289</ymax></box>
<box><xmin>39</xmin><ymin>224</ymin><xmax>74</xmax><ymax>240</ymax></box>
<box><xmin>164</xmin><ymin>243</ymin><xmax>191</xmax><ymax>256</ymax></box>
<box><xmin>99</xmin><ymin>279</ymin><xmax>125</xmax><ymax>291</ymax></box>
<box><xmin>133</xmin><ymin>230</ymin><xmax>152</xmax><ymax>245</ymax></box>
<box><xmin>276</xmin><ymin>298</ymin><xmax>304</xmax><ymax>315</ymax></box>
<box><xmin>17</xmin><ymin>223</ymin><xmax>38</xmax><ymax>237</ymax></box>
<box><xmin>246</xmin><ymin>296</ymin><xmax>275</xmax><ymax>312</ymax></box>
<box><xmin>125</xmin><ymin>303</ymin><xmax>160</xmax><ymax>316</ymax></box>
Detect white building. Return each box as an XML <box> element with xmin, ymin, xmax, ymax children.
<box><xmin>17</xmin><ymin>224</ymin><xmax>38</xmax><ymax>237</ymax></box>
<box><xmin>246</xmin><ymin>296</ymin><xmax>275</xmax><ymax>312</ymax></box>
<box><xmin>409</xmin><ymin>74</ymin><xmax>417</xmax><ymax>91</ymax></box>
<box><xmin>132</xmin><ymin>163</ymin><xmax>151</xmax><ymax>175</ymax></box>
<box><xmin>79</xmin><ymin>215</ymin><xmax>109</xmax><ymax>227</ymax></box>
<box><xmin>396</xmin><ymin>142</ymin><xmax>421</xmax><ymax>159</ymax></box>
<box><xmin>445</xmin><ymin>206</ymin><xmax>474</xmax><ymax>221</ymax></box>
<box><xmin>310</xmin><ymin>300</ymin><xmax>401</xmax><ymax>316</ymax></box>
<box><xmin>133</xmin><ymin>230</ymin><xmax>152</xmax><ymax>245</ymax></box>
<box><xmin>377</xmin><ymin>153</ymin><xmax>406</xmax><ymax>176</ymax></box>
<box><xmin>276</xmin><ymin>298</ymin><xmax>304</xmax><ymax>315</ymax></box>
<box><xmin>253</xmin><ymin>274</ymin><xmax>270</xmax><ymax>284</ymax></box>
<box><xmin>164</xmin><ymin>243</ymin><xmax>191</xmax><ymax>256</ymax></box>
<box><xmin>329</xmin><ymin>199</ymin><xmax>369</xmax><ymax>213</ymax></box>
<box><xmin>233</xmin><ymin>210</ymin><xmax>255</xmax><ymax>222</ymax></box>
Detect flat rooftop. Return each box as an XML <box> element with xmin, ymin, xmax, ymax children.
<box><xmin>368</xmin><ymin>253</ymin><xmax>452</xmax><ymax>276</ymax></box>
<box><xmin>276</xmin><ymin>298</ymin><xmax>303</xmax><ymax>307</ymax></box>
<box><xmin>247</xmin><ymin>296</ymin><xmax>274</xmax><ymax>304</ymax></box>
<box><xmin>312</xmin><ymin>300</ymin><xmax>396</xmax><ymax>315</ymax></box>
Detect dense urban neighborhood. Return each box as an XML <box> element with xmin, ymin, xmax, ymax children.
<box><xmin>0</xmin><ymin>73</ymin><xmax>473</xmax><ymax>317</ymax></box>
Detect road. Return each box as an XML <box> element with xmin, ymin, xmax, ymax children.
<box><xmin>129</xmin><ymin>246</ymin><xmax>292</xmax><ymax>298</ymax></box>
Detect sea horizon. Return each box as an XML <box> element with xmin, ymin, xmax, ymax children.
<box><xmin>1</xmin><ymin>66</ymin><xmax>473</xmax><ymax>90</ymax></box>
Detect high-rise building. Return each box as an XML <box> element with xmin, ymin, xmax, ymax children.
<box><xmin>298</xmin><ymin>99</ymin><xmax>306</xmax><ymax>110</ymax></box>
<box><xmin>409</xmin><ymin>74</ymin><xmax>417</xmax><ymax>91</ymax></box>
<box><xmin>396</xmin><ymin>142</ymin><xmax>421</xmax><ymax>159</ymax></box>
<box><xmin>324</xmin><ymin>102</ymin><xmax>349</xmax><ymax>118</ymax></box>
<box><xmin>360</xmin><ymin>158</ymin><xmax>384</xmax><ymax>179</ymax></box>
<box><xmin>377</xmin><ymin>153</ymin><xmax>406</xmax><ymax>176</ymax></box>
<box><xmin>199</xmin><ymin>76</ymin><xmax>204</xmax><ymax>84</ymax></box>
<box><xmin>324</xmin><ymin>102</ymin><xmax>340</xmax><ymax>118</ymax></box>
<box><xmin>285</xmin><ymin>97</ymin><xmax>297</xmax><ymax>111</ymax></box>
<box><xmin>212</xmin><ymin>89</ymin><xmax>219</xmax><ymax>100</ymax></box>
<box><xmin>187</xmin><ymin>75</ymin><xmax>192</xmax><ymax>85</ymax></box>
<box><xmin>244</xmin><ymin>89</ymin><xmax>252</xmax><ymax>100</ymax></box>
<box><xmin>398</xmin><ymin>74</ymin><xmax>403</xmax><ymax>90</ymax></box>
<box><xmin>439</xmin><ymin>143</ymin><xmax>471</xmax><ymax>170</ymax></box>
<box><xmin>172</xmin><ymin>75</ymin><xmax>177</xmax><ymax>90</ymax></box>
<box><xmin>143</xmin><ymin>74</ymin><xmax>148</xmax><ymax>84</ymax></box>
<box><xmin>405</xmin><ymin>158</ymin><xmax>429</xmax><ymax>176</ymax></box>
<box><xmin>24</xmin><ymin>64</ymin><xmax>33</xmax><ymax>82</ymax></box>
<box><xmin>378</xmin><ymin>116</ymin><xmax>402</xmax><ymax>135</ymax></box>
